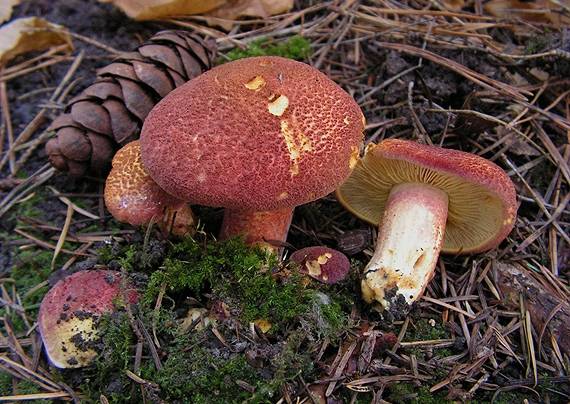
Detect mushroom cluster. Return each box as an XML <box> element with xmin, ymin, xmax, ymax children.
<box><xmin>337</xmin><ymin>139</ymin><xmax>517</xmax><ymax>314</ymax></box>
<box><xmin>106</xmin><ymin>55</ymin><xmax>365</xmax><ymax>248</ymax></box>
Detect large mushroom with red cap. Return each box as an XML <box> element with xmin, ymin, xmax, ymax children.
<box><xmin>104</xmin><ymin>140</ymin><xmax>195</xmax><ymax>237</ymax></box>
<box><xmin>140</xmin><ymin>56</ymin><xmax>364</xmax><ymax>249</ymax></box>
<box><xmin>336</xmin><ymin>139</ymin><xmax>517</xmax><ymax>314</ymax></box>
<box><xmin>38</xmin><ymin>270</ymin><xmax>138</xmax><ymax>368</ymax></box>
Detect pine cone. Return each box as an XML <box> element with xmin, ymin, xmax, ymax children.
<box><xmin>45</xmin><ymin>30</ymin><xmax>216</xmax><ymax>177</ymax></box>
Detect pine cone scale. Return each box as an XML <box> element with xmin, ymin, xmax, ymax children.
<box><xmin>71</xmin><ymin>101</ymin><xmax>112</xmax><ymax>135</ymax></box>
<box><xmin>132</xmin><ymin>61</ymin><xmax>174</xmax><ymax>97</ymax></box>
<box><xmin>116</xmin><ymin>78</ymin><xmax>155</xmax><ymax>121</ymax></box>
<box><xmin>84</xmin><ymin>80</ymin><xmax>123</xmax><ymax>99</ymax></box>
<box><xmin>98</xmin><ymin>63</ymin><xmax>140</xmax><ymax>82</ymax></box>
<box><xmin>102</xmin><ymin>99</ymin><xmax>139</xmax><ymax>143</ymax></box>
<box><xmin>57</xmin><ymin>127</ymin><xmax>91</xmax><ymax>161</ymax></box>
<box><xmin>138</xmin><ymin>45</ymin><xmax>186</xmax><ymax>77</ymax></box>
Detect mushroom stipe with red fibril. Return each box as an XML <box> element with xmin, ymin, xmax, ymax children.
<box><xmin>336</xmin><ymin>139</ymin><xmax>517</xmax><ymax>315</ymax></box>
<box><xmin>38</xmin><ymin>270</ymin><xmax>138</xmax><ymax>368</ymax></box>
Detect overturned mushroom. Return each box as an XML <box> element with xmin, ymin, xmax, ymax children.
<box><xmin>337</xmin><ymin>139</ymin><xmax>517</xmax><ymax>314</ymax></box>
<box><xmin>290</xmin><ymin>246</ymin><xmax>351</xmax><ymax>284</ymax></box>
<box><xmin>104</xmin><ymin>140</ymin><xmax>195</xmax><ymax>237</ymax></box>
<box><xmin>140</xmin><ymin>56</ymin><xmax>364</xmax><ymax>250</ymax></box>
<box><xmin>38</xmin><ymin>270</ymin><xmax>138</xmax><ymax>368</ymax></box>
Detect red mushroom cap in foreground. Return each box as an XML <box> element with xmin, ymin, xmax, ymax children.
<box><xmin>337</xmin><ymin>139</ymin><xmax>517</xmax><ymax>253</ymax></box>
<box><xmin>290</xmin><ymin>246</ymin><xmax>351</xmax><ymax>284</ymax></box>
<box><xmin>105</xmin><ymin>140</ymin><xmax>185</xmax><ymax>226</ymax></box>
<box><xmin>141</xmin><ymin>56</ymin><xmax>364</xmax><ymax>211</ymax></box>
<box><xmin>38</xmin><ymin>270</ymin><xmax>138</xmax><ymax>368</ymax></box>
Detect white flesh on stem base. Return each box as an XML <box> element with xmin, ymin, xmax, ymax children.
<box><xmin>361</xmin><ymin>182</ymin><xmax>449</xmax><ymax>311</ymax></box>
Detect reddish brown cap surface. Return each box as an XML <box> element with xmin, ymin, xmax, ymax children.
<box><xmin>290</xmin><ymin>246</ymin><xmax>351</xmax><ymax>284</ymax></box>
<box><xmin>140</xmin><ymin>56</ymin><xmax>364</xmax><ymax>211</ymax></box>
<box><xmin>337</xmin><ymin>139</ymin><xmax>517</xmax><ymax>254</ymax></box>
<box><xmin>38</xmin><ymin>270</ymin><xmax>138</xmax><ymax>368</ymax></box>
<box><xmin>104</xmin><ymin>140</ymin><xmax>184</xmax><ymax>226</ymax></box>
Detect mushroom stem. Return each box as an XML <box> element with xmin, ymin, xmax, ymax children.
<box><xmin>361</xmin><ymin>183</ymin><xmax>449</xmax><ymax>314</ymax></box>
<box><xmin>220</xmin><ymin>207</ymin><xmax>293</xmax><ymax>251</ymax></box>
<box><xmin>158</xmin><ymin>204</ymin><xmax>196</xmax><ymax>238</ymax></box>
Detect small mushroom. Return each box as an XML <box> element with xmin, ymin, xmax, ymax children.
<box><xmin>140</xmin><ymin>56</ymin><xmax>364</xmax><ymax>250</ymax></box>
<box><xmin>289</xmin><ymin>246</ymin><xmax>351</xmax><ymax>284</ymax></box>
<box><xmin>336</xmin><ymin>139</ymin><xmax>517</xmax><ymax>313</ymax></box>
<box><xmin>38</xmin><ymin>270</ymin><xmax>138</xmax><ymax>368</ymax></box>
<box><xmin>104</xmin><ymin>140</ymin><xmax>195</xmax><ymax>237</ymax></box>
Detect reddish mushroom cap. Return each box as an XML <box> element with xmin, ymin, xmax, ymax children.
<box><xmin>290</xmin><ymin>246</ymin><xmax>351</xmax><ymax>284</ymax></box>
<box><xmin>104</xmin><ymin>140</ymin><xmax>187</xmax><ymax>227</ymax></box>
<box><xmin>140</xmin><ymin>56</ymin><xmax>364</xmax><ymax>211</ymax></box>
<box><xmin>337</xmin><ymin>139</ymin><xmax>518</xmax><ymax>254</ymax></box>
<box><xmin>38</xmin><ymin>270</ymin><xmax>138</xmax><ymax>368</ymax></box>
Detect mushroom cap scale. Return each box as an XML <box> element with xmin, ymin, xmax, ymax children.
<box><xmin>104</xmin><ymin>140</ymin><xmax>184</xmax><ymax>226</ymax></box>
<box><xmin>38</xmin><ymin>270</ymin><xmax>138</xmax><ymax>368</ymax></box>
<box><xmin>140</xmin><ymin>56</ymin><xmax>364</xmax><ymax>211</ymax></box>
<box><xmin>336</xmin><ymin>139</ymin><xmax>517</xmax><ymax>254</ymax></box>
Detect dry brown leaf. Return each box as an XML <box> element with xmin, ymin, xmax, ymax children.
<box><xmin>0</xmin><ymin>0</ymin><xmax>21</xmax><ymax>24</ymax></box>
<box><xmin>207</xmin><ymin>0</ymin><xmax>294</xmax><ymax>29</ymax></box>
<box><xmin>98</xmin><ymin>0</ymin><xmax>226</xmax><ymax>20</ymax></box>
<box><xmin>484</xmin><ymin>0</ymin><xmax>570</xmax><ymax>25</ymax></box>
<box><xmin>0</xmin><ymin>17</ymin><xmax>72</xmax><ymax>65</ymax></box>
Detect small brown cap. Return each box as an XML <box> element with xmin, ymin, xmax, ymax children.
<box><xmin>141</xmin><ymin>56</ymin><xmax>364</xmax><ymax>211</ymax></box>
<box><xmin>38</xmin><ymin>270</ymin><xmax>138</xmax><ymax>368</ymax></box>
<box><xmin>337</xmin><ymin>139</ymin><xmax>517</xmax><ymax>254</ymax></box>
<box><xmin>104</xmin><ymin>140</ymin><xmax>184</xmax><ymax>226</ymax></box>
<box><xmin>290</xmin><ymin>246</ymin><xmax>351</xmax><ymax>284</ymax></box>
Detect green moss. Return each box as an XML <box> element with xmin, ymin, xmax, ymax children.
<box><xmin>223</xmin><ymin>35</ymin><xmax>312</xmax><ymax>62</ymax></box>
<box><xmin>525</xmin><ymin>33</ymin><xmax>553</xmax><ymax>54</ymax></box>
<box><xmin>10</xmin><ymin>250</ymin><xmax>52</xmax><ymax>303</ymax></box>
<box><xmin>0</xmin><ymin>377</ymin><xmax>44</xmax><ymax>404</ymax></box>
<box><xmin>74</xmin><ymin>235</ymin><xmax>356</xmax><ymax>402</ymax></box>
<box><xmin>155</xmin><ymin>340</ymin><xmax>265</xmax><ymax>403</ymax></box>
<box><xmin>386</xmin><ymin>383</ymin><xmax>450</xmax><ymax>403</ymax></box>
<box><xmin>270</xmin><ymin>330</ymin><xmax>314</xmax><ymax>389</ymax></box>
<box><xmin>405</xmin><ymin>319</ymin><xmax>448</xmax><ymax>342</ymax></box>
<box><xmin>144</xmin><ymin>237</ymin><xmax>308</xmax><ymax>330</ymax></box>
<box><xmin>300</xmin><ymin>292</ymin><xmax>350</xmax><ymax>341</ymax></box>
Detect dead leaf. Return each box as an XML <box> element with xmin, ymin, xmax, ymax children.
<box><xmin>207</xmin><ymin>0</ymin><xmax>294</xmax><ymax>29</ymax></box>
<box><xmin>0</xmin><ymin>17</ymin><xmax>72</xmax><ymax>66</ymax></box>
<box><xmin>484</xmin><ymin>0</ymin><xmax>570</xmax><ymax>26</ymax></box>
<box><xmin>0</xmin><ymin>0</ymin><xmax>21</xmax><ymax>24</ymax></box>
<box><xmin>98</xmin><ymin>0</ymin><xmax>226</xmax><ymax>20</ymax></box>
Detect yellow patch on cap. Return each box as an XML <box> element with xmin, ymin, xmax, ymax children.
<box><xmin>268</xmin><ymin>95</ymin><xmax>289</xmax><ymax>117</ymax></box>
<box><xmin>244</xmin><ymin>76</ymin><xmax>266</xmax><ymax>91</ymax></box>
<box><xmin>280</xmin><ymin>119</ymin><xmax>312</xmax><ymax>176</ymax></box>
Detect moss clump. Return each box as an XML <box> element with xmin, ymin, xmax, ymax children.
<box><xmin>224</xmin><ymin>35</ymin><xmax>311</xmax><ymax>62</ymax></box>
<box><xmin>300</xmin><ymin>292</ymin><xmax>350</xmax><ymax>341</ymax></box>
<box><xmin>405</xmin><ymin>319</ymin><xmax>448</xmax><ymax>342</ymax></box>
<box><xmin>144</xmin><ymin>237</ymin><xmax>308</xmax><ymax>330</ymax></box>
<box><xmin>0</xmin><ymin>249</ymin><xmax>55</xmax><ymax>335</ymax></box>
<box><xmin>154</xmin><ymin>339</ymin><xmax>264</xmax><ymax>403</ymax></box>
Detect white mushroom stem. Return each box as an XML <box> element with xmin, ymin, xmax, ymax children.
<box><xmin>361</xmin><ymin>183</ymin><xmax>449</xmax><ymax>311</ymax></box>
